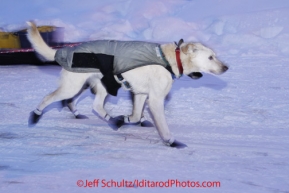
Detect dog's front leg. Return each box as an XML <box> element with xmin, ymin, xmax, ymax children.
<box><xmin>148</xmin><ymin>95</ymin><xmax>187</xmax><ymax>148</ymax></box>
<box><xmin>148</xmin><ymin>95</ymin><xmax>173</xmax><ymax>143</ymax></box>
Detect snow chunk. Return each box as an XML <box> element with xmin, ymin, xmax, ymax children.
<box><xmin>254</xmin><ymin>26</ymin><xmax>283</xmax><ymax>39</ymax></box>
<box><xmin>148</xmin><ymin>17</ymin><xmax>198</xmax><ymax>41</ymax></box>
<box><xmin>212</xmin><ymin>20</ymin><xmax>226</xmax><ymax>36</ymax></box>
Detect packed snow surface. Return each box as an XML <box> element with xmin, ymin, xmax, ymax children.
<box><xmin>0</xmin><ymin>0</ymin><xmax>289</xmax><ymax>192</ymax></box>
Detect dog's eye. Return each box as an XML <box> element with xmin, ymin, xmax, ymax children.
<box><xmin>209</xmin><ymin>56</ymin><xmax>213</xmax><ymax>60</ymax></box>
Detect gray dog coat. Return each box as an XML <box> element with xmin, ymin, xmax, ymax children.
<box><xmin>54</xmin><ymin>40</ymin><xmax>170</xmax><ymax>96</ymax></box>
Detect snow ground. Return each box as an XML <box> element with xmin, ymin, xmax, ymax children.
<box><xmin>0</xmin><ymin>55</ymin><xmax>288</xmax><ymax>193</ymax></box>
<box><xmin>1</xmin><ymin>0</ymin><xmax>289</xmax><ymax>192</ymax></box>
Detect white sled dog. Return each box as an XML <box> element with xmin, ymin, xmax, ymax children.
<box><xmin>27</xmin><ymin>21</ymin><xmax>228</xmax><ymax>148</ymax></box>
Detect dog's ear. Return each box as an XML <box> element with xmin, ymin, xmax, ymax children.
<box><xmin>181</xmin><ymin>44</ymin><xmax>197</xmax><ymax>55</ymax></box>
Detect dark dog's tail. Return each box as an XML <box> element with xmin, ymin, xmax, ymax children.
<box><xmin>26</xmin><ymin>21</ymin><xmax>56</xmax><ymax>61</ymax></box>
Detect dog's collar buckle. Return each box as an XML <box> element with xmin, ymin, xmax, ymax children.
<box><xmin>175</xmin><ymin>39</ymin><xmax>184</xmax><ymax>77</ymax></box>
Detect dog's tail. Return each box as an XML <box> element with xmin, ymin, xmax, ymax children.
<box><xmin>26</xmin><ymin>21</ymin><xmax>56</xmax><ymax>61</ymax></box>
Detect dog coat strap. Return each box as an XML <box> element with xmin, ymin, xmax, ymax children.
<box><xmin>165</xmin><ymin>65</ymin><xmax>176</xmax><ymax>79</ymax></box>
<box><xmin>101</xmin><ymin>72</ymin><xmax>121</xmax><ymax>96</ymax></box>
<box><xmin>116</xmin><ymin>74</ymin><xmax>132</xmax><ymax>90</ymax></box>
<box><xmin>157</xmin><ymin>46</ymin><xmax>170</xmax><ymax>66</ymax></box>
<box><xmin>158</xmin><ymin>45</ymin><xmax>176</xmax><ymax>79</ymax></box>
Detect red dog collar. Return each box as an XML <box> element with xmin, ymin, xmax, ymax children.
<box><xmin>175</xmin><ymin>39</ymin><xmax>184</xmax><ymax>76</ymax></box>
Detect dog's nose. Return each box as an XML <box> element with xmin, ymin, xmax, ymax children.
<box><xmin>222</xmin><ymin>65</ymin><xmax>229</xmax><ymax>72</ymax></box>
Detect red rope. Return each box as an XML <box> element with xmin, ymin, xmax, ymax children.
<box><xmin>0</xmin><ymin>43</ymin><xmax>81</xmax><ymax>54</ymax></box>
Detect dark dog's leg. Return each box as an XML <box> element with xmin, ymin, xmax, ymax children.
<box><xmin>62</xmin><ymin>98</ymin><xmax>88</xmax><ymax>119</ymax></box>
<box><xmin>90</xmin><ymin>80</ymin><xmax>125</xmax><ymax>130</ymax></box>
<box><xmin>61</xmin><ymin>83</ymin><xmax>89</xmax><ymax>119</ymax></box>
<box><xmin>123</xmin><ymin>94</ymin><xmax>153</xmax><ymax>127</ymax></box>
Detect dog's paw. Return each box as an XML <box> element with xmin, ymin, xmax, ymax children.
<box><xmin>75</xmin><ymin>114</ymin><xmax>89</xmax><ymax>119</ymax></box>
<box><xmin>140</xmin><ymin>120</ymin><xmax>154</xmax><ymax>127</ymax></box>
<box><xmin>170</xmin><ymin>140</ymin><xmax>188</xmax><ymax>149</ymax></box>
<box><xmin>28</xmin><ymin>111</ymin><xmax>42</xmax><ymax>127</ymax></box>
<box><xmin>108</xmin><ymin>115</ymin><xmax>125</xmax><ymax>130</ymax></box>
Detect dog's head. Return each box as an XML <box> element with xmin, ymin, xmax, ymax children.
<box><xmin>180</xmin><ymin>43</ymin><xmax>228</xmax><ymax>78</ymax></box>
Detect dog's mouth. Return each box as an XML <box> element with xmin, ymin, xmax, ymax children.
<box><xmin>188</xmin><ymin>72</ymin><xmax>203</xmax><ymax>79</ymax></box>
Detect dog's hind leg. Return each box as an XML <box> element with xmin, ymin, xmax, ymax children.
<box><xmin>122</xmin><ymin>94</ymin><xmax>153</xmax><ymax>127</ymax></box>
<box><xmin>63</xmin><ymin>98</ymin><xmax>88</xmax><ymax>119</ymax></box>
<box><xmin>91</xmin><ymin>80</ymin><xmax>108</xmax><ymax>119</ymax></box>
<box><xmin>90</xmin><ymin>80</ymin><xmax>123</xmax><ymax>130</ymax></box>
<box><xmin>90</xmin><ymin>79</ymin><xmax>125</xmax><ymax>130</ymax></box>
<box><xmin>61</xmin><ymin>83</ymin><xmax>90</xmax><ymax>119</ymax></box>
<box><xmin>28</xmin><ymin>71</ymin><xmax>90</xmax><ymax>126</ymax></box>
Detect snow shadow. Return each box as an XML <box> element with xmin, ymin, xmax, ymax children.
<box><xmin>173</xmin><ymin>73</ymin><xmax>228</xmax><ymax>91</ymax></box>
